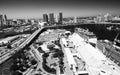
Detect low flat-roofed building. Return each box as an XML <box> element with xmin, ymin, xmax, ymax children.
<box><xmin>64</xmin><ymin>47</ymin><xmax>76</xmax><ymax>67</ymax></box>
<box><xmin>71</xmin><ymin>33</ymin><xmax>120</xmax><ymax>75</ymax></box>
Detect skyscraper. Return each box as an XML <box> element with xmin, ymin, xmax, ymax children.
<box><xmin>0</xmin><ymin>15</ymin><xmax>3</xmax><ymax>26</ymax></box>
<box><xmin>49</xmin><ymin>13</ymin><xmax>54</xmax><ymax>25</ymax></box>
<box><xmin>58</xmin><ymin>12</ymin><xmax>63</xmax><ymax>24</ymax></box>
<box><xmin>74</xmin><ymin>16</ymin><xmax>77</xmax><ymax>23</ymax></box>
<box><xmin>43</xmin><ymin>14</ymin><xmax>48</xmax><ymax>23</ymax></box>
<box><xmin>4</xmin><ymin>14</ymin><xmax>8</xmax><ymax>25</ymax></box>
<box><xmin>4</xmin><ymin>15</ymin><xmax>7</xmax><ymax>21</ymax></box>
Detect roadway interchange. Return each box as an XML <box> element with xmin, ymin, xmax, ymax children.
<box><xmin>0</xmin><ymin>27</ymin><xmax>44</xmax><ymax>64</ymax></box>
<box><xmin>0</xmin><ymin>23</ymin><xmax>120</xmax><ymax>72</ymax></box>
<box><xmin>0</xmin><ymin>24</ymin><xmax>68</xmax><ymax>65</ymax></box>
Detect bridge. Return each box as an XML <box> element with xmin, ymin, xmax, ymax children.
<box><xmin>0</xmin><ymin>27</ymin><xmax>44</xmax><ymax>64</ymax></box>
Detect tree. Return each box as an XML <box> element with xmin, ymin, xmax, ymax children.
<box><xmin>7</xmin><ymin>44</ymin><xmax>12</xmax><ymax>49</ymax></box>
<box><xmin>12</xmin><ymin>71</ymin><xmax>23</xmax><ymax>75</ymax></box>
<box><xmin>42</xmin><ymin>53</ymin><xmax>49</xmax><ymax>58</ymax></box>
<box><xmin>47</xmin><ymin>44</ymin><xmax>55</xmax><ymax>50</ymax></box>
<box><xmin>31</xmin><ymin>59</ymin><xmax>37</xmax><ymax>65</ymax></box>
<box><xmin>53</xmin><ymin>50</ymin><xmax>64</xmax><ymax>58</ymax></box>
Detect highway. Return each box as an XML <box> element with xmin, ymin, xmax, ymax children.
<box><xmin>0</xmin><ymin>23</ymin><xmax>120</xmax><ymax>69</ymax></box>
<box><xmin>0</xmin><ymin>27</ymin><xmax>44</xmax><ymax>64</ymax></box>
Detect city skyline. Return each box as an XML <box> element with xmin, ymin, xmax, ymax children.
<box><xmin>0</xmin><ymin>0</ymin><xmax>120</xmax><ymax>19</ymax></box>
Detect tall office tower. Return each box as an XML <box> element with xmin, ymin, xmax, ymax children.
<box><xmin>4</xmin><ymin>14</ymin><xmax>8</xmax><ymax>25</ymax></box>
<box><xmin>49</xmin><ymin>13</ymin><xmax>54</xmax><ymax>25</ymax></box>
<box><xmin>0</xmin><ymin>14</ymin><xmax>3</xmax><ymax>26</ymax></box>
<box><xmin>43</xmin><ymin>14</ymin><xmax>49</xmax><ymax>23</ymax></box>
<box><xmin>74</xmin><ymin>16</ymin><xmax>77</xmax><ymax>23</ymax></box>
<box><xmin>58</xmin><ymin>12</ymin><xmax>63</xmax><ymax>24</ymax></box>
<box><xmin>55</xmin><ymin>15</ymin><xmax>59</xmax><ymax>23</ymax></box>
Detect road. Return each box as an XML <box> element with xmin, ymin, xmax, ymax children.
<box><xmin>0</xmin><ymin>27</ymin><xmax>43</xmax><ymax>64</ymax></box>
<box><xmin>1</xmin><ymin>24</ymin><xmax>120</xmax><ymax>75</ymax></box>
<box><xmin>25</xmin><ymin>45</ymin><xmax>56</xmax><ymax>75</ymax></box>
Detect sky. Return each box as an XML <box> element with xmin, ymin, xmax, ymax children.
<box><xmin>0</xmin><ymin>0</ymin><xmax>120</xmax><ymax>19</ymax></box>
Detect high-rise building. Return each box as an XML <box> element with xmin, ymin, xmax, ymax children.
<box><xmin>55</xmin><ymin>15</ymin><xmax>59</xmax><ymax>23</ymax></box>
<box><xmin>4</xmin><ymin>15</ymin><xmax>7</xmax><ymax>21</ymax></box>
<box><xmin>74</xmin><ymin>16</ymin><xmax>77</xmax><ymax>23</ymax></box>
<box><xmin>43</xmin><ymin>14</ymin><xmax>48</xmax><ymax>23</ymax></box>
<box><xmin>104</xmin><ymin>13</ymin><xmax>112</xmax><ymax>22</ymax></box>
<box><xmin>49</xmin><ymin>13</ymin><xmax>54</xmax><ymax>25</ymax></box>
<box><xmin>4</xmin><ymin>15</ymin><xmax>8</xmax><ymax>25</ymax></box>
<box><xmin>58</xmin><ymin>12</ymin><xmax>63</xmax><ymax>24</ymax></box>
<box><xmin>7</xmin><ymin>19</ymin><xmax>13</xmax><ymax>25</ymax></box>
<box><xmin>95</xmin><ymin>14</ymin><xmax>105</xmax><ymax>23</ymax></box>
<box><xmin>0</xmin><ymin>14</ymin><xmax>3</xmax><ymax>26</ymax></box>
